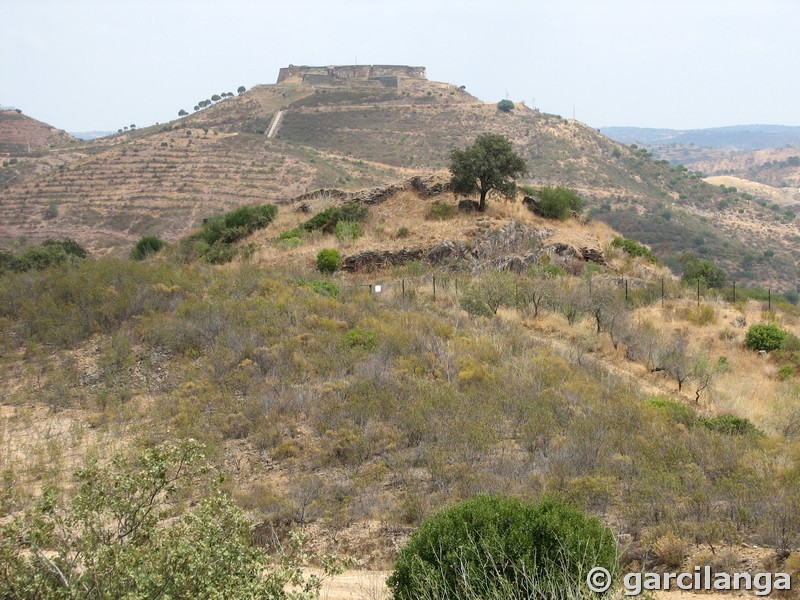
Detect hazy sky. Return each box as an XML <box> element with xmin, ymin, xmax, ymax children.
<box><xmin>3</xmin><ymin>0</ymin><xmax>798</xmax><ymax>132</ymax></box>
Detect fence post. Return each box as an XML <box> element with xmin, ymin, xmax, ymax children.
<box><xmin>661</xmin><ymin>277</ymin><xmax>664</xmax><ymax>308</ymax></box>
<box><xmin>732</xmin><ymin>281</ymin><xmax>736</xmax><ymax>304</ymax></box>
<box><xmin>625</xmin><ymin>279</ymin><xmax>628</xmax><ymax>303</ymax></box>
<box><xmin>697</xmin><ymin>279</ymin><xmax>700</xmax><ymax>306</ymax></box>
<box><xmin>433</xmin><ymin>276</ymin><xmax>436</xmax><ymax>301</ymax></box>
<box><xmin>402</xmin><ymin>278</ymin><xmax>405</xmax><ymax>300</ymax></box>
<box><xmin>769</xmin><ymin>289</ymin><xmax>771</xmax><ymax>311</ymax></box>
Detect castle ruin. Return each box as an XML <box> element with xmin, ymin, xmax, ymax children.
<box><xmin>276</xmin><ymin>65</ymin><xmax>427</xmax><ymax>88</ymax></box>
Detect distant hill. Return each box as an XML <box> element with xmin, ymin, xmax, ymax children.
<box><xmin>0</xmin><ymin>110</ymin><xmax>75</xmax><ymax>153</ymax></box>
<box><xmin>1</xmin><ymin>69</ymin><xmax>799</xmax><ymax>289</ymax></box>
<box><xmin>70</xmin><ymin>131</ymin><xmax>114</xmax><ymax>140</ymax></box>
<box><xmin>602</xmin><ymin>124</ymin><xmax>800</xmax><ymax>151</ymax></box>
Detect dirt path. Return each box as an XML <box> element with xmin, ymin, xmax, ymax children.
<box><xmin>313</xmin><ymin>570</ymin><xmax>746</xmax><ymax>600</ymax></box>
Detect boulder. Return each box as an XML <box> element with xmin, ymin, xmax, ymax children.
<box><xmin>457</xmin><ymin>199</ymin><xmax>480</xmax><ymax>213</ymax></box>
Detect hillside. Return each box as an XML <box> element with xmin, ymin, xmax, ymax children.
<box><xmin>0</xmin><ymin>109</ymin><xmax>75</xmax><ymax>154</ymax></box>
<box><xmin>1</xmin><ymin>68</ymin><xmax>799</xmax><ymax>290</ymax></box>
<box><xmin>3</xmin><ymin>188</ymin><xmax>800</xmax><ymax>591</ymax></box>
<box><xmin>602</xmin><ymin>124</ymin><xmax>800</xmax><ymax>151</ymax></box>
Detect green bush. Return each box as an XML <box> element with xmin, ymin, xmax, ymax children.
<box><xmin>300</xmin><ymin>279</ymin><xmax>340</xmax><ymax>298</ymax></box>
<box><xmin>316</xmin><ymin>248</ymin><xmax>341</xmax><ymax>273</ymax></box>
<box><xmin>334</xmin><ymin>221</ymin><xmax>363</xmax><ymax>242</ymax></box>
<box><xmin>610</xmin><ymin>237</ymin><xmax>658</xmax><ymax>263</ymax></box>
<box><xmin>427</xmin><ymin>200</ymin><xmax>456</xmax><ymax>221</ymax></box>
<box><xmin>745</xmin><ymin>323</ymin><xmax>787</xmax><ymax>352</ymax></box>
<box><xmin>529</xmin><ymin>186</ymin><xmax>584</xmax><ymax>220</ymax></box>
<box><xmin>646</xmin><ymin>397</ymin><xmax>696</xmax><ymax>428</ymax></box>
<box><xmin>130</xmin><ymin>236</ymin><xmax>166</xmax><ymax>260</ymax></box>
<box><xmin>697</xmin><ymin>414</ymin><xmax>761</xmax><ymax>436</ymax></box>
<box><xmin>182</xmin><ymin>203</ymin><xmax>276</xmax><ymax>263</ymax></box>
<box><xmin>387</xmin><ymin>495</ymin><xmax>617</xmax><ymax>600</ymax></box>
<box><xmin>0</xmin><ymin>440</ymin><xmax>329</xmax><ymax>599</ymax></box>
<box><xmin>345</xmin><ymin>327</ymin><xmax>377</xmax><ymax>351</ymax></box>
<box><xmin>679</xmin><ymin>254</ymin><xmax>727</xmax><ymax>288</ymax></box>
<box><xmin>278</xmin><ymin>227</ymin><xmax>304</xmax><ymax>240</ymax></box>
<box><xmin>303</xmin><ymin>202</ymin><xmax>368</xmax><ymax>233</ymax></box>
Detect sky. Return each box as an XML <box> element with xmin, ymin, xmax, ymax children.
<box><xmin>2</xmin><ymin>0</ymin><xmax>798</xmax><ymax>133</ymax></box>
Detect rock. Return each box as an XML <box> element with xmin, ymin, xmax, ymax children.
<box><xmin>580</xmin><ymin>246</ymin><xmax>607</xmax><ymax>265</ymax></box>
<box><xmin>295</xmin><ymin>202</ymin><xmax>311</xmax><ymax>214</ymax></box>
<box><xmin>341</xmin><ymin>248</ymin><xmax>425</xmax><ymax>272</ymax></box>
<box><xmin>522</xmin><ymin>195</ymin><xmax>540</xmax><ymax>213</ymax></box>
<box><xmin>545</xmin><ymin>243</ymin><xmax>578</xmax><ymax>260</ymax></box>
<box><xmin>457</xmin><ymin>199</ymin><xmax>480</xmax><ymax>213</ymax></box>
<box><xmin>410</xmin><ymin>175</ymin><xmax>451</xmax><ymax>196</ymax></box>
<box><xmin>426</xmin><ymin>240</ymin><xmax>473</xmax><ymax>264</ymax></box>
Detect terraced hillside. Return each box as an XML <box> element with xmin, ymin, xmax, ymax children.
<box><xmin>1</xmin><ymin>75</ymin><xmax>799</xmax><ymax>289</ymax></box>
<box><xmin>0</xmin><ymin>110</ymin><xmax>75</xmax><ymax>154</ymax></box>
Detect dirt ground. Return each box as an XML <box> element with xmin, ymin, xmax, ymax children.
<box><xmin>313</xmin><ymin>570</ymin><xmax>748</xmax><ymax>599</ymax></box>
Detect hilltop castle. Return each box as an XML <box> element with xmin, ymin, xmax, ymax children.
<box><xmin>276</xmin><ymin>65</ymin><xmax>427</xmax><ymax>88</ymax></box>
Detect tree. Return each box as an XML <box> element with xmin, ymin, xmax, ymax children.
<box><xmin>449</xmin><ymin>133</ymin><xmax>527</xmax><ymax>212</ymax></box>
<box><xmin>211</xmin><ymin>94</ymin><xmax>221</xmax><ymax>102</ymax></box>
<box><xmin>678</xmin><ymin>253</ymin><xmax>727</xmax><ymax>288</ymax></box>
<box><xmin>237</xmin><ymin>85</ymin><xmax>247</xmax><ymax>95</ymax></box>
<box><xmin>178</xmin><ymin>109</ymin><xmax>188</xmax><ymax>117</ymax></box>
<box><xmin>497</xmin><ymin>99</ymin><xmax>515</xmax><ymax>112</ymax></box>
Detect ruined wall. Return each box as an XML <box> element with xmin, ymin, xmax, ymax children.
<box><xmin>276</xmin><ymin>65</ymin><xmax>426</xmax><ymax>86</ymax></box>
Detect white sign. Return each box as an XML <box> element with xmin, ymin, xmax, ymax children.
<box><xmin>374</xmin><ymin>285</ymin><xmax>382</xmax><ymax>293</ymax></box>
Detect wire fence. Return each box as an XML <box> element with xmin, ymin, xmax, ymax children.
<box><xmin>339</xmin><ymin>271</ymin><xmax>785</xmax><ymax>313</ymax></box>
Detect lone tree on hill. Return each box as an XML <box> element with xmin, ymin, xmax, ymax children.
<box><xmin>449</xmin><ymin>133</ymin><xmax>527</xmax><ymax>212</ymax></box>
<box><xmin>237</xmin><ymin>85</ymin><xmax>246</xmax><ymax>95</ymax></box>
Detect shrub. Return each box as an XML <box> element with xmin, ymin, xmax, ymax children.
<box><xmin>778</xmin><ymin>365</ymin><xmax>794</xmax><ymax>381</ymax></box>
<box><xmin>697</xmin><ymin>414</ymin><xmax>761</xmax><ymax>436</ymax></box>
<box><xmin>745</xmin><ymin>323</ymin><xmax>787</xmax><ymax>352</ymax></box>
<box><xmin>316</xmin><ymin>248</ymin><xmax>341</xmax><ymax>273</ymax></box>
<box><xmin>303</xmin><ymin>202</ymin><xmax>368</xmax><ymax>233</ymax></box>
<box><xmin>301</xmin><ymin>279</ymin><xmax>340</xmax><ymax>298</ymax></box>
<box><xmin>679</xmin><ymin>255</ymin><xmax>727</xmax><ymax>288</ymax></box>
<box><xmin>345</xmin><ymin>327</ymin><xmax>377</xmax><ymax>351</ymax></box>
<box><xmin>646</xmin><ymin>397</ymin><xmax>695</xmax><ymax>428</ymax></box>
<box><xmin>683</xmin><ymin>304</ymin><xmax>716</xmax><ymax>326</ymax></box>
<box><xmin>334</xmin><ymin>221</ymin><xmax>363</xmax><ymax>242</ymax></box>
<box><xmin>529</xmin><ymin>186</ymin><xmax>584</xmax><ymax>220</ymax></box>
<box><xmin>427</xmin><ymin>200</ymin><xmax>455</xmax><ymax>221</ymax></box>
<box><xmin>396</xmin><ymin>226</ymin><xmax>410</xmax><ymax>238</ymax></box>
<box><xmin>130</xmin><ymin>236</ymin><xmax>166</xmax><ymax>260</ymax></box>
<box><xmin>43</xmin><ymin>203</ymin><xmax>58</xmax><ymax>220</ymax></box>
<box><xmin>387</xmin><ymin>495</ymin><xmax>617</xmax><ymax>600</ymax></box>
<box><xmin>610</xmin><ymin>236</ymin><xmax>658</xmax><ymax>263</ymax></box>
<box><xmin>0</xmin><ymin>440</ymin><xmax>331</xmax><ymax>599</ymax></box>
<box><xmin>182</xmin><ymin>204</ymin><xmax>276</xmax><ymax>263</ymax></box>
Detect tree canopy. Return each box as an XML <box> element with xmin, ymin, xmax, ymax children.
<box><xmin>449</xmin><ymin>133</ymin><xmax>527</xmax><ymax>212</ymax></box>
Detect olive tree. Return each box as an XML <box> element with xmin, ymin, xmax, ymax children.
<box><xmin>449</xmin><ymin>133</ymin><xmax>527</xmax><ymax>212</ymax></box>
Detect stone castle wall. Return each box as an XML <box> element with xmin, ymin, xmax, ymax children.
<box><xmin>276</xmin><ymin>65</ymin><xmax>426</xmax><ymax>87</ymax></box>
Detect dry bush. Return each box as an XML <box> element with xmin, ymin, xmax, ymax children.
<box><xmin>651</xmin><ymin>533</ymin><xmax>689</xmax><ymax>569</ymax></box>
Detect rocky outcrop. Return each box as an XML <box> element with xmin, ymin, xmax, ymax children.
<box><xmin>341</xmin><ymin>248</ymin><xmax>426</xmax><ymax>272</ymax></box>
<box><xmin>457</xmin><ymin>199</ymin><xmax>480</xmax><ymax>213</ymax></box>
<box><xmin>580</xmin><ymin>247</ymin><xmax>607</xmax><ymax>265</ymax></box>
<box><xmin>411</xmin><ymin>176</ymin><xmax>451</xmax><ymax>197</ymax></box>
